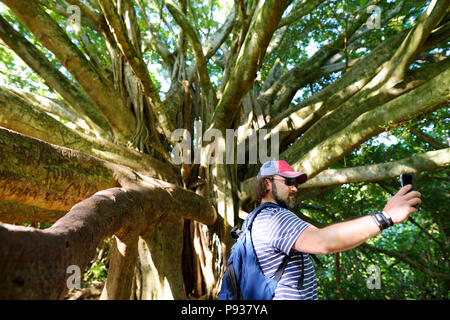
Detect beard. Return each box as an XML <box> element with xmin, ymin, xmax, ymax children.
<box><xmin>271</xmin><ymin>182</ymin><xmax>295</xmax><ymax>209</ymax></box>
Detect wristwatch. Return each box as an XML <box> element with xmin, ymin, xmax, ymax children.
<box><xmin>371</xmin><ymin>211</ymin><xmax>394</xmax><ymax>231</ymax></box>
<box><xmin>381</xmin><ymin>210</ymin><xmax>394</xmax><ymax>227</ymax></box>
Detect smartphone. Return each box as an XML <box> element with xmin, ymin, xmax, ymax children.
<box><xmin>400</xmin><ymin>174</ymin><xmax>419</xmax><ymax>209</ymax></box>
<box><xmin>400</xmin><ymin>173</ymin><xmax>416</xmax><ymax>192</ymax></box>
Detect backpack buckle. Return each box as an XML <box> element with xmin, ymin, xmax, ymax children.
<box><xmin>230</xmin><ymin>226</ymin><xmax>243</xmax><ymax>240</ymax></box>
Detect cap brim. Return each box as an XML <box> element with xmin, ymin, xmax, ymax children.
<box><xmin>278</xmin><ymin>172</ymin><xmax>307</xmax><ymax>184</ymax></box>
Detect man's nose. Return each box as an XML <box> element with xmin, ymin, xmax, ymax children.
<box><xmin>290</xmin><ymin>185</ymin><xmax>298</xmax><ymax>192</ymax></box>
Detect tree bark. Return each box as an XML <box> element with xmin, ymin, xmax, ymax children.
<box><xmin>301</xmin><ymin>148</ymin><xmax>450</xmax><ymax>188</ymax></box>
<box><xmin>0</xmin><ymin>126</ymin><xmax>217</xmax><ymax>299</ymax></box>
<box><xmin>0</xmin><ymin>89</ymin><xmax>179</xmax><ymax>184</ymax></box>
<box><xmin>0</xmin><ymin>16</ymin><xmax>112</xmax><ymax>138</ymax></box>
<box><xmin>0</xmin><ymin>179</ymin><xmax>216</xmax><ymax>299</ymax></box>
<box><xmin>286</xmin><ymin>66</ymin><xmax>450</xmax><ymax>178</ymax></box>
<box><xmin>2</xmin><ymin>0</ymin><xmax>136</xmax><ymax>142</ymax></box>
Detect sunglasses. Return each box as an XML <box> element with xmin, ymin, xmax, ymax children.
<box><xmin>269</xmin><ymin>177</ymin><xmax>299</xmax><ymax>188</ymax></box>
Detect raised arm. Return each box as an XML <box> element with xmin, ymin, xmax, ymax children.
<box><xmin>293</xmin><ymin>185</ymin><xmax>421</xmax><ymax>254</ymax></box>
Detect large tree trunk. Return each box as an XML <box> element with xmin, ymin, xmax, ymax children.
<box><xmin>0</xmin><ymin>128</ymin><xmax>216</xmax><ymax>299</ymax></box>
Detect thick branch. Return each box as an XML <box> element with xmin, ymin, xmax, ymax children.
<box><xmin>208</xmin><ymin>0</ymin><xmax>292</xmax><ymax>132</ymax></box>
<box><xmin>384</xmin><ymin>0</ymin><xmax>450</xmax><ymax>87</ymax></box>
<box><xmin>164</xmin><ymin>0</ymin><xmax>217</xmax><ymax>124</ymax></box>
<box><xmin>282</xmin><ymin>56</ymin><xmax>450</xmax><ymax>168</ymax></box>
<box><xmin>2</xmin><ymin>0</ymin><xmax>136</xmax><ymax>141</ymax></box>
<box><xmin>0</xmin><ymin>128</ymin><xmax>119</xmax><ymax>211</ymax></box>
<box><xmin>278</xmin><ymin>0</ymin><xmax>325</xmax><ymax>28</ymax></box>
<box><xmin>98</xmin><ymin>0</ymin><xmax>174</xmax><ymax>138</ymax></box>
<box><xmin>0</xmin><ymin>126</ymin><xmax>216</xmax><ymax>223</ymax></box>
<box><xmin>0</xmin><ymin>88</ymin><xmax>179</xmax><ymax>183</ymax></box>
<box><xmin>287</xmin><ymin>66</ymin><xmax>450</xmax><ymax>177</ymax></box>
<box><xmin>0</xmin><ymin>15</ymin><xmax>113</xmax><ymax>138</ymax></box>
<box><xmin>0</xmin><ymin>200</ymin><xmax>65</xmax><ymax>224</ymax></box>
<box><xmin>301</xmin><ymin>148</ymin><xmax>450</xmax><ymax>189</ymax></box>
<box><xmin>1</xmin><ymin>86</ymin><xmax>91</xmax><ymax>132</ymax></box>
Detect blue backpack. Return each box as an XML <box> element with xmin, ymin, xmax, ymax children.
<box><xmin>218</xmin><ymin>202</ymin><xmax>290</xmax><ymax>300</ymax></box>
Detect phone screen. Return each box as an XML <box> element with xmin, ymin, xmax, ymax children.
<box><xmin>400</xmin><ymin>174</ymin><xmax>413</xmax><ymax>187</ymax></box>
<box><xmin>400</xmin><ymin>174</ymin><xmax>417</xmax><ymax>194</ymax></box>
<box><xmin>400</xmin><ymin>174</ymin><xmax>419</xmax><ymax>208</ymax></box>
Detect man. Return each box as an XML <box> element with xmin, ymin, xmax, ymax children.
<box><xmin>251</xmin><ymin>160</ymin><xmax>422</xmax><ymax>300</ymax></box>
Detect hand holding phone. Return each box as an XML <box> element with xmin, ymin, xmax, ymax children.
<box><xmin>383</xmin><ymin>174</ymin><xmax>421</xmax><ymax>223</ymax></box>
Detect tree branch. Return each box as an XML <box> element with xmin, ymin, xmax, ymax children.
<box><xmin>2</xmin><ymin>0</ymin><xmax>136</xmax><ymax>141</ymax></box>
<box><xmin>410</xmin><ymin>127</ymin><xmax>449</xmax><ymax>150</ymax></box>
<box><xmin>301</xmin><ymin>148</ymin><xmax>450</xmax><ymax>189</ymax></box>
<box><xmin>0</xmin><ymin>128</ymin><xmax>119</xmax><ymax>211</ymax></box>
<box><xmin>361</xmin><ymin>243</ymin><xmax>450</xmax><ymax>281</ymax></box>
<box><xmin>281</xmin><ymin>56</ymin><xmax>450</xmax><ymax>167</ymax></box>
<box><xmin>0</xmin><ymin>126</ymin><xmax>216</xmax><ymax>224</ymax></box>
<box><xmin>381</xmin><ymin>0</ymin><xmax>450</xmax><ymax>87</ymax></box>
<box><xmin>0</xmin><ymin>15</ymin><xmax>113</xmax><ymax>138</ymax></box>
<box><xmin>0</xmin><ymin>87</ymin><xmax>179</xmax><ymax>183</ymax></box>
<box><xmin>209</xmin><ymin>0</ymin><xmax>292</xmax><ymax>132</ymax></box>
<box><xmin>286</xmin><ymin>66</ymin><xmax>450</xmax><ymax>178</ymax></box>
<box><xmin>98</xmin><ymin>0</ymin><xmax>174</xmax><ymax>139</ymax></box>
<box><xmin>164</xmin><ymin>0</ymin><xmax>217</xmax><ymax>124</ymax></box>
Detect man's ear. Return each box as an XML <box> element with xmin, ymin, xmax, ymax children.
<box><xmin>265</xmin><ymin>178</ymin><xmax>272</xmax><ymax>192</ymax></box>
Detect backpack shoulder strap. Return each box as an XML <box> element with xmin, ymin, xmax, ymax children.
<box><xmin>245</xmin><ymin>202</ymin><xmax>280</xmax><ymax>231</ymax></box>
<box><xmin>246</xmin><ymin>202</ymin><xmax>290</xmax><ymax>282</ymax></box>
<box><xmin>310</xmin><ymin>253</ymin><xmax>321</xmax><ymax>267</ymax></box>
<box><xmin>230</xmin><ymin>203</ymin><xmax>280</xmax><ymax>240</ymax></box>
<box><xmin>273</xmin><ymin>254</ymin><xmax>290</xmax><ymax>282</ymax></box>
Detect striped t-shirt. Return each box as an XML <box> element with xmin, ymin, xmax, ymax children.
<box><xmin>251</xmin><ymin>205</ymin><xmax>318</xmax><ymax>300</ymax></box>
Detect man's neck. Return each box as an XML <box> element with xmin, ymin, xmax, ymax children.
<box><xmin>261</xmin><ymin>198</ymin><xmax>277</xmax><ymax>205</ymax></box>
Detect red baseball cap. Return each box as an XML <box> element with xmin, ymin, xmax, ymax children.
<box><xmin>257</xmin><ymin>160</ymin><xmax>307</xmax><ymax>184</ymax></box>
